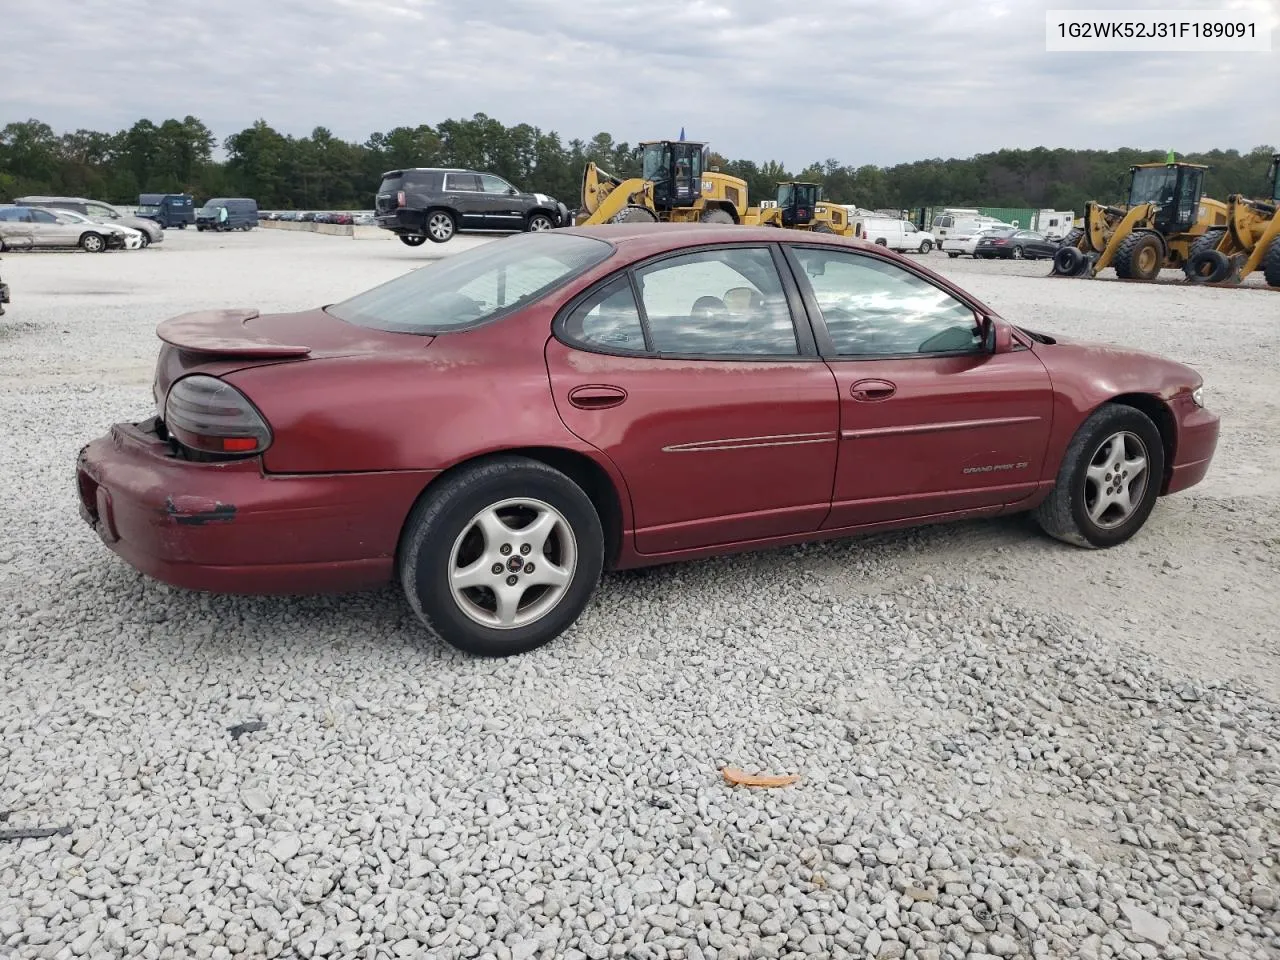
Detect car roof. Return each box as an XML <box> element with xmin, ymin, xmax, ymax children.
<box><xmin>555</xmin><ymin>223</ymin><xmax>885</xmax><ymax>259</ymax></box>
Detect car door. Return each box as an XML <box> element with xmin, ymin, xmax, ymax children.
<box><xmin>0</xmin><ymin>208</ymin><xmax>35</xmax><ymax>248</ymax></box>
<box><xmin>545</xmin><ymin>243</ymin><xmax>840</xmax><ymax>555</ymax></box>
<box><xmin>781</xmin><ymin>244</ymin><xmax>1053</xmax><ymax>528</ymax></box>
<box><xmin>27</xmin><ymin>208</ymin><xmax>72</xmax><ymax>246</ymax></box>
<box><xmin>479</xmin><ymin>174</ymin><xmax>524</xmax><ymax>230</ymax></box>
<box><xmin>443</xmin><ymin>173</ymin><xmax>486</xmax><ymax>228</ymax></box>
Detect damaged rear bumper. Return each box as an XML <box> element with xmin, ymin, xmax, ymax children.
<box><xmin>75</xmin><ymin>418</ymin><xmax>438</xmax><ymax>595</ymax></box>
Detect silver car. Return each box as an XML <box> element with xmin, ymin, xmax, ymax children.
<box><xmin>0</xmin><ymin>205</ymin><xmax>133</xmax><ymax>252</ymax></box>
<box><xmin>14</xmin><ymin>196</ymin><xmax>163</xmax><ymax>247</ymax></box>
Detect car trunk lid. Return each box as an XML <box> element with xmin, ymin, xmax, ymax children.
<box><xmin>151</xmin><ymin>306</ymin><xmax>433</xmax><ymax>415</ymax></box>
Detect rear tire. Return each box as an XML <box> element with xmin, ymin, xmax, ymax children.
<box><xmin>1112</xmin><ymin>232</ymin><xmax>1163</xmax><ymax>281</ymax></box>
<box><xmin>1185</xmin><ymin>249</ymin><xmax>1235</xmax><ymax>284</ymax></box>
<box><xmin>699</xmin><ymin>208</ymin><xmax>734</xmax><ymax>225</ymax></box>
<box><xmin>1012</xmin><ymin>245</ymin><xmax>1024</xmax><ymax>260</ymax></box>
<box><xmin>1033</xmin><ymin>403</ymin><xmax>1165</xmax><ymax>549</ymax></box>
<box><xmin>399</xmin><ymin>234</ymin><xmax>427</xmax><ymax>247</ymax></box>
<box><xmin>1061</xmin><ymin>227</ymin><xmax>1084</xmax><ymax>249</ymax></box>
<box><xmin>948</xmin><ymin>251</ymin><xmax>960</xmax><ymax>259</ymax></box>
<box><xmin>813</xmin><ymin>222</ymin><xmax>835</xmax><ymax>234</ymax></box>
<box><xmin>610</xmin><ymin>205</ymin><xmax>659</xmax><ymax>224</ymax></box>
<box><xmin>1263</xmin><ymin>237</ymin><xmax>1280</xmax><ymax>288</ymax></box>
<box><xmin>425</xmin><ymin>210</ymin><xmax>456</xmax><ymax>243</ymax></box>
<box><xmin>874</xmin><ymin>238</ymin><xmax>887</xmax><ymax>247</ymax></box>
<box><xmin>398</xmin><ymin>457</ymin><xmax>605</xmax><ymax>657</ymax></box>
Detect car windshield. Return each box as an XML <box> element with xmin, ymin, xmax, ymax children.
<box><xmin>136</xmin><ymin>204</ymin><xmax>160</xmax><ymax>214</ymax></box>
<box><xmin>326</xmin><ymin>233</ymin><xmax>614</xmax><ymax>334</ymax></box>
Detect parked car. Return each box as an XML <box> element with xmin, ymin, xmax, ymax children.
<box><xmin>136</xmin><ymin>193</ymin><xmax>196</xmax><ymax>229</ymax></box>
<box><xmin>946</xmin><ymin>227</ymin><xmax>1010</xmax><ymax>259</ymax></box>
<box><xmin>76</xmin><ymin>225</ymin><xmax>1218</xmax><ymax>658</ymax></box>
<box><xmin>54</xmin><ymin>209</ymin><xmax>145</xmax><ymax>249</ymax></box>
<box><xmin>0</xmin><ymin>204</ymin><xmax>133</xmax><ymax>252</ymax></box>
<box><xmin>975</xmin><ymin>228</ymin><xmax>1061</xmax><ymax>261</ymax></box>
<box><xmin>375</xmin><ymin>167</ymin><xmax>572</xmax><ymax>245</ymax></box>
<box><xmin>854</xmin><ymin>216</ymin><xmax>937</xmax><ymax>253</ymax></box>
<box><xmin>15</xmin><ymin>195</ymin><xmax>163</xmax><ymax>247</ymax></box>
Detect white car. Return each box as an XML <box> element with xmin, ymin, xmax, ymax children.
<box><xmin>945</xmin><ymin>227</ymin><xmax>1012</xmax><ymax>258</ymax></box>
<box><xmin>53</xmin><ymin>210</ymin><xmax>144</xmax><ymax>250</ymax></box>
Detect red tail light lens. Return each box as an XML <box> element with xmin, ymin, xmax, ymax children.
<box><xmin>164</xmin><ymin>375</ymin><xmax>271</xmax><ymax>457</ymax></box>
<box><xmin>396</xmin><ymin>190</ymin><xmax>406</xmax><ymax>208</ymax></box>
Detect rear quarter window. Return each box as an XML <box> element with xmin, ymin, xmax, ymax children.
<box><xmin>403</xmin><ymin>172</ymin><xmax>442</xmax><ymax>192</ymax></box>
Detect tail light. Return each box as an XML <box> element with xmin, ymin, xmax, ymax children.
<box><xmin>164</xmin><ymin>375</ymin><xmax>271</xmax><ymax>458</ymax></box>
<box><xmin>396</xmin><ymin>191</ymin><xmax>406</xmax><ymax>208</ymax></box>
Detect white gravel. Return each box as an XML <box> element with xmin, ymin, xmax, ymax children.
<box><xmin>1</xmin><ymin>229</ymin><xmax>1278</xmax><ymax>960</ymax></box>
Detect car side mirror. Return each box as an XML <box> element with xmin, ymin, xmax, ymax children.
<box><xmin>983</xmin><ymin>316</ymin><xmax>1012</xmax><ymax>353</ymax></box>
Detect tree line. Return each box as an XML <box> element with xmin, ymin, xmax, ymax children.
<box><xmin>2</xmin><ymin>114</ymin><xmax>1275</xmax><ymax>215</ymax></box>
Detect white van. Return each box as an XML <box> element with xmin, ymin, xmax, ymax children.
<box><xmin>930</xmin><ymin>211</ymin><xmax>1010</xmax><ymax>247</ymax></box>
<box><xmin>855</xmin><ymin>216</ymin><xmax>937</xmax><ymax>253</ymax></box>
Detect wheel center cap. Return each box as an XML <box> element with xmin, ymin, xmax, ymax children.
<box><xmin>507</xmin><ymin>556</ymin><xmax>525</xmax><ymax>573</ymax></box>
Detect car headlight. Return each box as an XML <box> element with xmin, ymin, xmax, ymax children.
<box><xmin>1191</xmin><ymin>385</ymin><xmax>1205</xmax><ymax>408</ymax></box>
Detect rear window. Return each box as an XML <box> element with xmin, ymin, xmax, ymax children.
<box><xmin>326</xmin><ymin>232</ymin><xmax>614</xmax><ymax>335</ymax></box>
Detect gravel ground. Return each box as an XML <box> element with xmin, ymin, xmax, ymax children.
<box><xmin>1</xmin><ymin>230</ymin><xmax>1278</xmax><ymax>960</ymax></box>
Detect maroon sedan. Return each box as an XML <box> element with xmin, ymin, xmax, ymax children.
<box><xmin>76</xmin><ymin>224</ymin><xmax>1219</xmax><ymax>656</ymax></box>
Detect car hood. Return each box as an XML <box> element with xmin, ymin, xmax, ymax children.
<box><xmin>1024</xmin><ymin>329</ymin><xmax>1202</xmax><ymax>399</ymax></box>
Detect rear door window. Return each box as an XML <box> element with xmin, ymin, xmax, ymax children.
<box><xmin>446</xmin><ymin>173</ymin><xmax>482</xmax><ymax>192</ymax></box>
<box><xmin>403</xmin><ymin>171</ymin><xmax>442</xmax><ymax>192</ymax></box>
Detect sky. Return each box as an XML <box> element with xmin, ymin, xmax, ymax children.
<box><xmin>3</xmin><ymin>0</ymin><xmax>1276</xmax><ymax>169</ymax></box>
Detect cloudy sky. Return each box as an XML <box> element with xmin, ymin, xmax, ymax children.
<box><xmin>4</xmin><ymin>0</ymin><xmax>1276</xmax><ymax>168</ymax></box>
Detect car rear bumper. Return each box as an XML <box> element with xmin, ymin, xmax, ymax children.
<box><xmin>375</xmin><ymin>211</ymin><xmax>422</xmax><ymax>234</ymax></box>
<box><xmin>75</xmin><ymin>418</ymin><xmax>439</xmax><ymax>595</ymax></box>
<box><xmin>1165</xmin><ymin>402</ymin><xmax>1220</xmax><ymax>495</ymax></box>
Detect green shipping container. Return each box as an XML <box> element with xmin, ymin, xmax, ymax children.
<box><xmin>977</xmin><ymin>207</ymin><xmax>1038</xmax><ymax>228</ymax></box>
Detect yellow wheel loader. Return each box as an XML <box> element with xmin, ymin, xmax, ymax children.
<box><xmin>1184</xmin><ymin>153</ymin><xmax>1280</xmax><ymax>287</ymax></box>
<box><xmin>576</xmin><ymin>139</ymin><xmax>747</xmax><ymax>226</ymax></box>
<box><xmin>741</xmin><ymin>182</ymin><xmax>854</xmax><ymax>235</ymax></box>
<box><xmin>1051</xmin><ymin>161</ymin><xmax>1228</xmax><ymax>281</ymax></box>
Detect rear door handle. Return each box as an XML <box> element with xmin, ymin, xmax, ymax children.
<box><xmin>568</xmin><ymin>384</ymin><xmax>628</xmax><ymax>409</ymax></box>
<box><xmin>850</xmin><ymin>378</ymin><xmax>897</xmax><ymax>402</ymax></box>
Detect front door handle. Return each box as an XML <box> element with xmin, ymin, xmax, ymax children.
<box><xmin>568</xmin><ymin>384</ymin><xmax>628</xmax><ymax>410</ymax></box>
<box><xmin>850</xmin><ymin>378</ymin><xmax>897</xmax><ymax>402</ymax></box>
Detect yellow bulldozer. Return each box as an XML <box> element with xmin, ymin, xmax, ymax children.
<box><xmin>1183</xmin><ymin>153</ymin><xmax>1280</xmax><ymax>287</ymax></box>
<box><xmin>741</xmin><ymin>181</ymin><xmax>855</xmax><ymax>235</ymax></box>
<box><xmin>1051</xmin><ymin>160</ymin><xmax>1229</xmax><ymax>281</ymax></box>
<box><xmin>576</xmin><ymin>139</ymin><xmax>747</xmax><ymax>225</ymax></box>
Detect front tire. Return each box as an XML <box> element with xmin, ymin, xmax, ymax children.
<box><xmin>610</xmin><ymin>205</ymin><xmax>659</xmax><ymax>224</ymax></box>
<box><xmin>425</xmin><ymin>211</ymin><xmax>456</xmax><ymax>243</ymax></box>
<box><xmin>1262</xmin><ymin>237</ymin><xmax>1280</xmax><ymax>288</ymax></box>
<box><xmin>1112</xmin><ymin>232</ymin><xmax>1163</xmax><ymax>281</ymax></box>
<box><xmin>80</xmin><ymin>233</ymin><xmax>106</xmax><ymax>253</ymax></box>
<box><xmin>527</xmin><ymin>213</ymin><xmax>554</xmax><ymax>232</ymax></box>
<box><xmin>399</xmin><ymin>234</ymin><xmax>427</xmax><ymax>247</ymax></box>
<box><xmin>138</xmin><ymin>232</ymin><xmax>150</xmax><ymax>248</ymax></box>
<box><xmin>699</xmin><ymin>208</ymin><xmax>734</xmax><ymax>225</ymax></box>
<box><xmin>1033</xmin><ymin>403</ymin><xmax>1165</xmax><ymax>549</ymax></box>
<box><xmin>919</xmin><ymin>239</ymin><xmax>933</xmax><ymax>253</ymax></box>
<box><xmin>398</xmin><ymin>457</ymin><xmax>605</xmax><ymax>657</ymax></box>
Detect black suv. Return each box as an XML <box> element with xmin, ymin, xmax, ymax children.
<box><xmin>374</xmin><ymin>168</ymin><xmax>571</xmax><ymax>245</ymax></box>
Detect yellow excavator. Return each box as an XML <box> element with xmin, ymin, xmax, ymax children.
<box><xmin>1052</xmin><ymin>160</ymin><xmax>1229</xmax><ymax>280</ymax></box>
<box><xmin>741</xmin><ymin>182</ymin><xmax>854</xmax><ymax>235</ymax></box>
<box><xmin>1184</xmin><ymin>153</ymin><xmax>1280</xmax><ymax>286</ymax></box>
<box><xmin>576</xmin><ymin>139</ymin><xmax>747</xmax><ymax>225</ymax></box>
